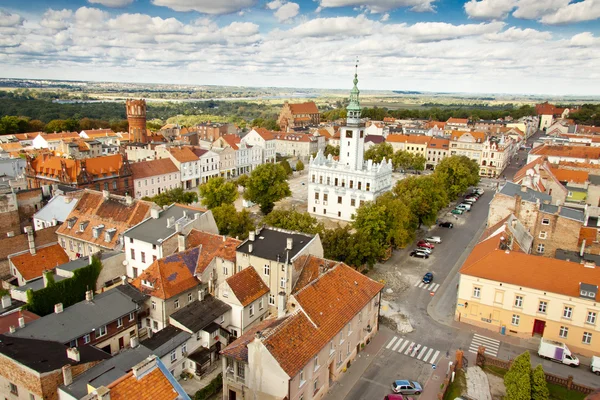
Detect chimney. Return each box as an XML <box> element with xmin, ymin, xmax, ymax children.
<box><xmin>255</xmin><ymin>331</ymin><xmax>264</xmax><ymax>340</ymax></box>
<box><xmin>150</xmin><ymin>208</ymin><xmax>160</xmax><ymax>219</ymax></box>
<box><xmin>51</xmin><ymin>217</ymin><xmax>58</xmax><ymax>226</ymax></box>
<box><xmin>66</xmin><ymin>347</ymin><xmax>80</xmax><ymax>362</ymax></box>
<box><xmin>54</xmin><ymin>303</ymin><xmax>63</xmax><ymax>313</ymax></box>
<box><xmin>125</xmin><ymin>194</ymin><xmax>133</xmax><ymax>205</ymax></box>
<box><xmin>277</xmin><ymin>291</ymin><xmax>286</xmax><ymax>318</ymax></box>
<box><xmin>86</xmin><ymin>290</ymin><xmax>94</xmax><ymax>302</ymax></box>
<box><xmin>94</xmin><ymin>386</ymin><xmax>111</xmax><ymax>400</ymax></box>
<box><xmin>102</xmin><ymin>190</ymin><xmax>109</xmax><ymax>199</ymax></box>
<box><xmin>9</xmin><ymin>326</ymin><xmax>15</xmax><ymax>334</ymax></box>
<box><xmin>26</xmin><ymin>226</ymin><xmax>35</xmax><ymax>256</ymax></box>
<box><xmin>62</xmin><ymin>365</ymin><xmax>73</xmax><ymax>386</ymax></box>
<box><xmin>88</xmin><ymin>254</ymin><xmax>94</xmax><ymax>265</ymax></box>
<box><xmin>520</xmin><ymin>185</ymin><xmax>527</xmax><ymax>193</ymax></box>
<box><xmin>580</xmin><ymin>239</ymin><xmax>586</xmax><ymax>257</ymax></box>
<box><xmin>18</xmin><ymin>316</ymin><xmax>25</xmax><ymax>328</ymax></box>
<box><xmin>42</xmin><ymin>271</ymin><xmax>51</xmax><ymax>288</ymax></box>
<box><xmin>166</xmin><ymin>216</ymin><xmax>175</xmax><ymax>228</ymax></box>
<box><xmin>178</xmin><ymin>233</ymin><xmax>186</xmax><ymax>252</ymax></box>
<box><xmin>1</xmin><ymin>295</ymin><xmax>11</xmax><ymax>309</ymax></box>
<box><xmin>248</xmin><ymin>243</ymin><xmax>253</xmax><ymax>253</ymax></box>
<box><xmin>133</xmin><ymin>356</ymin><xmax>157</xmax><ymax>379</ymax></box>
<box><xmin>194</xmin><ymin>213</ymin><xmax>200</xmax><ymax>220</ymax></box>
<box><xmin>175</xmin><ymin>222</ymin><xmax>181</xmax><ymax>233</ymax></box>
<box><xmin>249</xmin><ymin>231</ymin><xmax>255</xmax><ymax>241</ymax></box>
<box><xmin>286</xmin><ymin>238</ymin><xmax>293</xmax><ymax>250</ymax></box>
<box><xmin>130</xmin><ymin>336</ymin><xmax>139</xmax><ymax>348</ymax></box>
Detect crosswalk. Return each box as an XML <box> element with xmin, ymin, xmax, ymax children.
<box><xmin>385</xmin><ymin>336</ymin><xmax>442</xmax><ymax>365</ymax></box>
<box><xmin>414</xmin><ymin>279</ymin><xmax>440</xmax><ymax>292</ymax></box>
<box><xmin>468</xmin><ymin>333</ymin><xmax>500</xmax><ymax>356</ymax></box>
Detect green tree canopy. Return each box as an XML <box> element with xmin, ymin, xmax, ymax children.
<box><xmin>142</xmin><ymin>187</ymin><xmax>198</xmax><ymax>207</ymax></box>
<box><xmin>295</xmin><ymin>160</ymin><xmax>305</xmax><ymax>172</ymax></box>
<box><xmin>236</xmin><ymin>174</ymin><xmax>249</xmax><ymax>188</ymax></box>
<box><xmin>244</xmin><ymin>163</ymin><xmax>291</xmax><ymax>214</ymax></box>
<box><xmin>392</xmin><ymin>150</ymin><xmax>413</xmax><ymax>171</ymax></box>
<box><xmin>198</xmin><ymin>177</ymin><xmax>239</xmax><ymax>209</ymax></box>
<box><xmin>324</xmin><ymin>145</ymin><xmax>340</xmax><ymax>157</ymax></box>
<box><xmin>364</xmin><ymin>142</ymin><xmax>394</xmax><ymax>164</ymax></box>
<box><xmin>251</xmin><ymin>118</ymin><xmax>280</xmax><ymax>131</ymax></box>
<box><xmin>412</xmin><ymin>154</ymin><xmax>426</xmax><ymax>171</ymax></box>
<box><xmin>321</xmin><ymin>225</ymin><xmax>353</xmax><ymax>261</ymax></box>
<box><xmin>280</xmin><ymin>159</ymin><xmax>293</xmax><ymax>176</ymax></box>
<box><xmin>263</xmin><ymin>208</ymin><xmax>324</xmax><ymax>235</ymax></box>
<box><xmin>211</xmin><ymin>204</ymin><xmax>255</xmax><ymax>240</ymax></box>
<box><xmin>504</xmin><ymin>351</ymin><xmax>532</xmax><ymax>400</ymax></box>
<box><xmin>393</xmin><ymin>175</ymin><xmax>448</xmax><ymax>227</ymax></box>
<box><xmin>531</xmin><ymin>364</ymin><xmax>549</xmax><ymax>400</ymax></box>
<box><xmin>320</xmin><ymin>225</ymin><xmax>382</xmax><ymax>270</ymax></box>
<box><xmin>433</xmin><ymin>155</ymin><xmax>480</xmax><ymax>200</ymax></box>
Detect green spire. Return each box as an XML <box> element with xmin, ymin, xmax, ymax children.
<box><xmin>347</xmin><ymin>61</ymin><xmax>360</xmax><ymax>113</ymax></box>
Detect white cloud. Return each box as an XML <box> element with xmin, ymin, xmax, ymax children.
<box><xmin>464</xmin><ymin>0</ymin><xmax>516</xmax><ymax>19</ymax></box>
<box><xmin>40</xmin><ymin>9</ymin><xmax>73</xmax><ymax>31</ymax></box>
<box><xmin>511</xmin><ymin>0</ymin><xmax>570</xmax><ymax>19</ymax></box>
<box><xmin>151</xmin><ymin>0</ymin><xmax>256</xmax><ymax>14</ymax></box>
<box><xmin>287</xmin><ymin>15</ymin><xmax>377</xmax><ymax>37</ymax></box>
<box><xmin>384</xmin><ymin>21</ymin><xmax>505</xmax><ymax>42</ymax></box>
<box><xmin>266</xmin><ymin>0</ymin><xmax>283</xmax><ymax>9</ymax></box>
<box><xmin>0</xmin><ymin>10</ymin><xmax>24</xmax><ymax>27</ymax></box>
<box><xmin>380</xmin><ymin>13</ymin><xmax>389</xmax><ymax>21</ymax></box>
<box><xmin>274</xmin><ymin>2</ymin><xmax>300</xmax><ymax>21</ymax></box>
<box><xmin>318</xmin><ymin>0</ymin><xmax>436</xmax><ymax>13</ymax></box>
<box><xmin>315</xmin><ymin>6</ymin><xmax>322</xmax><ymax>13</ymax></box>
<box><xmin>484</xmin><ymin>27</ymin><xmax>552</xmax><ymax>41</ymax></box>
<box><xmin>88</xmin><ymin>0</ymin><xmax>134</xmax><ymax>7</ymax></box>
<box><xmin>540</xmin><ymin>0</ymin><xmax>600</xmax><ymax>24</ymax></box>
<box><xmin>74</xmin><ymin>7</ymin><xmax>109</xmax><ymax>28</ymax></box>
<box><xmin>569</xmin><ymin>32</ymin><xmax>600</xmax><ymax>47</ymax></box>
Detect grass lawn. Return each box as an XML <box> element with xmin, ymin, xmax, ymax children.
<box><xmin>443</xmin><ymin>368</ymin><xmax>467</xmax><ymax>400</ymax></box>
<box><xmin>483</xmin><ymin>365</ymin><xmax>507</xmax><ymax>377</ymax></box>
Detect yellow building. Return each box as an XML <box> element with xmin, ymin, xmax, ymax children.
<box><xmin>456</xmin><ymin>227</ymin><xmax>600</xmax><ymax>357</ymax></box>
<box><xmin>386</xmin><ymin>134</ymin><xmax>431</xmax><ymax>158</ymax></box>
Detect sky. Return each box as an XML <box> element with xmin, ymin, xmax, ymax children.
<box><xmin>1</xmin><ymin>0</ymin><xmax>599</xmax><ymax>96</ymax></box>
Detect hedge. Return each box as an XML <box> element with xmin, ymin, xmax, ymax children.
<box><xmin>194</xmin><ymin>373</ymin><xmax>223</xmax><ymax>400</ymax></box>
<box><xmin>25</xmin><ymin>256</ymin><xmax>102</xmax><ymax>316</ymax></box>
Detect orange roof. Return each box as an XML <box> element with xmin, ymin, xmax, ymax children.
<box><xmin>0</xmin><ymin>142</ymin><xmax>24</xmax><ymax>151</ymax></box>
<box><xmin>226</xmin><ymin>267</ymin><xmax>269</xmax><ymax>307</ymax></box>
<box><xmin>81</xmin><ymin>129</ymin><xmax>116</xmax><ymax>137</ymax></box>
<box><xmin>427</xmin><ymin>137</ymin><xmax>449</xmax><ymax>149</ymax></box>
<box><xmin>513</xmin><ymin>156</ymin><xmax>545</xmax><ymax>183</ymax></box>
<box><xmin>185</xmin><ymin>230</ymin><xmax>241</xmax><ymax>274</ymax></box>
<box><xmin>447</xmin><ymin>117</ymin><xmax>468</xmax><ymax>125</ymax></box>
<box><xmin>536</xmin><ymin>102</ymin><xmax>565</xmax><ymax>116</ymax></box>
<box><xmin>386</xmin><ymin>134</ymin><xmax>432</xmax><ymax>145</ymax></box>
<box><xmin>449</xmin><ymin>130</ymin><xmax>486</xmax><ymax>142</ymax></box>
<box><xmin>56</xmin><ymin>190</ymin><xmax>153</xmax><ymax>250</ymax></box>
<box><xmin>292</xmin><ymin>255</ymin><xmax>340</xmax><ymax>294</ymax></box>
<box><xmin>317</xmin><ymin>128</ymin><xmax>332</xmax><ymax>139</ymax></box>
<box><xmin>579</xmin><ymin>226</ymin><xmax>597</xmax><ymax>246</ymax></box>
<box><xmin>108</xmin><ymin>366</ymin><xmax>178</xmax><ymax>400</ymax></box>
<box><xmin>461</xmin><ymin>234</ymin><xmax>600</xmax><ymax>300</ymax></box>
<box><xmin>221</xmin><ymin>134</ymin><xmax>241</xmax><ymax>150</ymax></box>
<box><xmin>253</xmin><ymin>127</ymin><xmax>275</xmax><ymax>141</ymax></box>
<box><xmin>41</xmin><ymin>132</ymin><xmax>80</xmax><ymax>141</ymax></box>
<box><xmin>14</xmin><ymin>133</ymin><xmax>41</xmax><ymax>140</ymax></box>
<box><xmin>274</xmin><ymin>133</ymin><xmax>314</xmax><ymax>142</ymax></box>
<box><xmin>288</xmin><ymin>102</ymin><xmax>319</xmax><ymax>115</ymax></box>
<box><xmin>578</xmin><ymin>125</ymin><xmax>600</xmax><ymax>135</ymax></box>
<box><xmin>383</xmin><ymin>117</ymin><xmax>395</xmax><ymax>123</ymax></box>
<box><xmin>425</xmin><ymin>121</ymin><xmax>446</xmax><ymax>129</ymax></box>
<box><xmin>0</xmin><ymin>227</ymin><xmax>59</xmax><ymax>261</ymax></box>
<box><xmin>131</xmin><ymin>247</ymin><xmax>200</xmax><ymax>300</ymax></box>
<box><xmin>531</xmin><ymin>145</ymin><xmax>600</xmax><ymax>159</ymax></box>
<box><xmin>130</xmin><ymin>158</ymin><xmax>178</xmax><ymax>180</ymax></box>
<box><xmin>168</xmin><ymin>147</ymin><xmax>198</xmax><ymax>163</ymax></box>
<box><xmin>9</xmin><ymin>243</ymin><xmax>69</xmax><ymax>281</ymax></box>
<box><xmin>550</xmin><ymin>167</ymin><xmax>589</xmax><ymax>184</ymax></box>
<box><xmin>27</xmin><ymin>153</ymin><xmax>127</xmax><ymax>183</ymax></box>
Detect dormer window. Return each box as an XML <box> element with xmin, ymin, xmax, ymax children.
<box><xmin>142</xmin><ymin>279</ymin><xmax>154</xmax><ymax>288</ymax></box>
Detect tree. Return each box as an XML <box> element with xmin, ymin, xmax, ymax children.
<box><xmin>321</xmin><ymin>225</ymin><xmax>353</xmax><ymax>261</ymax></box>
<box><xmin>531</xmin><ymin>364</ymin><xmax>549</xmax><ymax>400</ymax></box>
<box><xmin>212</xmin><ymin>204</ymin><xmax>255</xmax><ymax>240</ymax></box>
<box><xmin>504</xmin><ymin>351</ymin><xmax>532</xmax><ymax>400</ymax></box>
<box><xmin>280</xmin><ymin>159</ymin><xmax>293</xmax><ymax>176</ymax></box>
<box><xmin>433</xmin><ymin>155</ymin><xmax>480</xmax><ymax>200</ymax></box>
<box><xmin>392</xmin><ymin>150</ymin><xmax>414</xmax><ymax>171</ymax></box>
<box><xmin>263</xmin><ymin>208</ymin><xmax>324</xmax><ymax>235</ymax></box>
<box><xmin>320</xmin><ymin>226</ymin><xmax>382</xmax><ymax>270</ymax></box>
<box><xmin>236</xmin><ymin>174</ymin><xmax>249</xmax><ymax>188</ymax></box>
<box><xmin>251</xmin><ymin>118</ymin><xmax>280</xmax><ymax>131</ymax></box>
<box><xmin>412</xmin><ymin>154</ymin><xmax>426</xmax><ymax>171</ymax></box>
<box><xmin>324</xmin><ymin>145</ymin><xmax>340</xmax><ymax>157</ymax></box>
<box><xmin>364</xmin><ymin>142</ymin><xmax>394</xmax><ymax>163</ymax></box>
<box><xmin>244</xmin><ymin>163</ymin><xmax>291</xmax><ymax>214</ymax></box>
<box><xmin>295</xmin><ymin>160</ymin><xmax>304</xmax><ymax>172</ymax></box>
<box><xmin>198</xmin><ymin>177</ymin><xmax>238</xmax><ymax>209</ymax></box>
<box><xmin>393</xmin><ymin>176</ymin><xmax>448</xmax><ymax>227</ymax></box>
<box><xmin>142</xmin><ymin>187</ymin><xmax>198</xmax><ymax>207</ymax></box>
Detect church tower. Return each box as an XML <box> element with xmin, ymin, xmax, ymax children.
<box><xmin>126</xmin><ymin>99</ymin><xmax>147</xmax><ymax>143</ymax></box>
<box><xmin>339</xmin><ymin>64</ymin><xmax>365</xmax><ymax>171</ymax></box>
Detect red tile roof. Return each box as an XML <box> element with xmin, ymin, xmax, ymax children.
<box><xmin>288</xmin><ymin>102</ymin><xmax>319</xmax><ymax>115</ymax></box>
<box><xmin>253</xmin><ymin>128</ymin><xmax>275</xmax><ymax>141</ymax></box>
<box><xmin>222</xmin><ymin>134</ymin><xmax>241</xmax><ymax>150</ymax></box>
<box><xmin>427</xmin><ymin>137</ymin><xmax>449</xmax><ymax>149</ymax></box>
<box><xmin>513</xmin><ymin>156</ymin><xmax>545</xmax><ymax>183</ymax></box>
<box><xmin>0</xmin><ymin>311</ymin><xmax>40</xmax><ymax>334</ymax></box>
<box><xmin>550</xmin><ymin>167</ymin><xmax>589</xmax><ymax>184</ymax></box>
<box><xmin>81</xmin><ymin>129</ymin><xmax>116</xmax><ymax>137</ymax></box>
<box><xmin>386</xmin><ymin>134</ymin><xmax>432</xmax><ymax>144</ymax></box>
<box><xmin>530</xmin><ymin>145</ymin><xmax>600</xmax><ymax>159</ymax></box>
<box><xmin>449</xmin><ymin>130</ymin><xmax>486</xmax><ymax>142</ymax></box>
<box><xmin>185</xmin><ymin>230</ymin><xmax>241</xmax><ymax>274</ymax></box>
<box><xmin>9</xmin><ymin>243</ymin><xmax>69</xmax><ymax>281</ymax></box>
<box><xmin>0</xmin><ymin>227</ymin><xmax>59</xmax><ymax>261</ymax></box>
<box><xmin>536</xmin><ymin>102</ymin><xmax>565</xmax><ymax>116</ymax></box>
<box><xmin>446</xmin><ymin>118</ymin><xmax>468</xmax><ymax>125</ymax></box>
<box><xmin>292</xmin><ymin>255</ymin><xmax>340</xmax><ymax>294</ymax></box>
<box><xmin>226</xmin><ymin>268</ymin><xmax>269</xmax><ymax>307</ymax></box>
<box><xmin>27</xmin><ymin>154</ymin><xmax>128</xmax><ymax>183</ymax></box>
<box><xmin>425</xmin><ymin>121</ymin><xmax>446</xmax><ymax>129</ymax></box>
<box><xmin>130</xmin><ymin>158</ymin><xmax>178</xmax><ymax>180</ymax></box>
<box><xmin>168</xmin><ymin>147</ymin><xmax>198</xmax><ymax>163</ymax></box>
<box><xmin>108</xmin><ymin>366</ymin><xmax>178</xmax><ymax>400</ymax></box>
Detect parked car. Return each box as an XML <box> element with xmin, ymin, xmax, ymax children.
<box><xmin>474</xmin><ymin>188</ymin><xmax>485</xmax><ymax>195</ymax></box>
<box><xmin>409</xmin><ymin>249</ymin><xmax>429</xmax><ymax>259</ymax></box>
<box><xmin>439</xmin><ymin>221</ymin><xmax>454</xmax><ymax>228</ymax></box>
<box><xmin>391</xmin><ymin>380</ymin><xmax>423</xmax><ymax>395</ymax></box>
<box><xmin>458</xmin><ymin>203</ymin><xmax>471</xmax><ymax>211</ymax></box>
<box><xmin>422</xmin><ymin>272</ymin><xmax>433</xmax><ymax>284</ymax></box>
<box><xmin>384</xmin><ymin>394</ymin><xmax>412</xmax><ymax>400</ymax></box>
<box><xmin>425</xmin><ymin>236</ymin><xmax>442</xmax><ymax>243</ymax></box>
<box><xmin>451</xmin><ymin>208</ymin><xmax>464</xmax><ymax>215</ymax></box>
<box><xmin>416</xmin><ymin>246</ymin><xmax>432</xmax><ymax>255</ymax></box>
<box><xmin>466</xmin><ymin>193</ymin><xmax>480</xmax><ymax>200</ymax></box>
<box><xmin>463</xmin><ymin>198</ymin><xmax>476</xmax><ymax>205</ymax></box>
<box><xmin>417</xmin><ymin>240</ymin><xmax>434</xmax><ymax>249</ymax></box>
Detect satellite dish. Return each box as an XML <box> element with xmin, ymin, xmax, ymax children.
<box><xmin>122</xmin><ymin>260</ymin><xmax>128</xmax><ymax>266</ymax></box>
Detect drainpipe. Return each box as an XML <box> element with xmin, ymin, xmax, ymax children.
<box><xmin>377</xmin><ymin>291</ymin><xmax>382</xmax><ymax>331</ymax></box>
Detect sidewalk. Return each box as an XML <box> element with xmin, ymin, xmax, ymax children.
<box><xmin>325</xmin><ymin>325</ymin><xmax>394</xmax><ymax>400</ymax></box>
<box><xmin>420</xmin><ymin>358</ymin><xmax>451</xmax><ymax>400</ymax></box>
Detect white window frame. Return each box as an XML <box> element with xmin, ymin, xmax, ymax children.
<box><xmin>117</xmin><ymin>317</ymin><xmax>123</xmax><ymax>328</ymax></box>
<box><xmin>587</xmin><ymin>311</ymin><xmax>597</xmax><ymax>325</ymax></box>
<box><xmin>538</xmin><ymin>231</ymin><xmax>547</xmax><ymax>239</ymax></box>
<box><xmin>563</xmin><ymin>306</ymin><xmax>573</xmax><ymax>319</ymax></box>
<box><xmin>170</xmin><ymin>349</ymin><xmax>177</xmax><ymax>363</ymax></box>
<box><xmin>269</xmin><ymin>294</ymin><xmax>275</xmax><ymax>305</ymax></box>
<box><xmin>280</xmin><ymin>277</ymin><xmax>286</xmax><ymax>288</ymax></box>
<box><xmin>264</xmin><ymin>264</ymin><xmax>270</xmax><ymax>276</ymax></box>
<box><xmin>97</xmin><ymin>325</ymin><xmax>107</xmax><ymax>338</ymax></box>
<box><xmin>514</xmin><ymin>295</ymin><xmax>523</xmax><ymax>308</ymax></box>
<box><xmin>299</xmin><ymin>369</ymin><xmax>305</xmax><ymax>387</ymax></box>
<box><xmin>174</xmin><ymin>299</ymin><xmax>180</xmax><ymax>309</ymax></box>
<box><xmin>541</xmin><ymin>218</ymin><xmax>550</xmax><ymax>225</ymax></box>
<box><xmin>538</xmin><ymin>301</ymin><xmax>547</xmax><ymax>313</ymax></box>
<box><xmin>152</xmin><ymin>300</ymin><xmax>156</xmax><ymax>310</ymax></box>
<box><xmin>259</xmin><ymin>298</ymin><xmax>264</xmax><ymax>310</ymax></box>
<box><xmin>537</xmin><ymin>243</ymin><xmax>545</xmax><ymax>254</ymax></box>
<box><xmin>511</xmin><ymin>314</ymin><xmax>520</xmax><ymax>326</ymax></box>
<box><xmin>473</xmin><ymin>286</ymin><xmax>481</xmax><ymax>298</ymax></box>
<box><xmin>129</xmin><ymin>312</ymin><xmax>134</xmax><ymax>322</ymax></box>
<box><xmin>583</xmin><ymin>332</ymin><xmax>592</xmax><ymax>344</ymax></box>
<box><xmin>559</xmin><ymin>326</ymin><xmax>569</xmax><ymax>338</ymax></box>
<box><xmin>83</xmin><ymin>334</ymin><xmax>91</xmax><ymax>344</ymax></box>
<box><xmin>249</xmin><ymin>304</ymin><xmax>255</xmax><ymax>317</ymax></box>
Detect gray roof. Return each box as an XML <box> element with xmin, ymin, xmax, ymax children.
<box><xmin>555</xmin><ymin>249</ymin><xmax>600</xmax><ymax>265</ymax></box>
<box><xmin>140</xmin><ymin>325</ymin><xmax>190</xmax><ymax>358</ymax></box>
<box><xmin>59</xmin><ymin>346</ymin><xmax>153</xmax><ymax>398</ymax></box>
<box><xmin>11</xmin><ymin>288</ymin><xmax>139</xmax><ymax>343</ymax></box>
<box><xmin>123</xmin><ymin>204</ymin><xmax>206</xmax><ymax>245</ymax></box>
<box><xmin>114</xmin><ymin>283</ymin><xmax>148</xmax><ymax>305</ymax></box>
<box><xmin>32</xmin><ymin>194</ymin><xmax>78</xmax><ymax>224</ymax></box>
<box><xmin>170</xmin><ymin>296</ymin><xmax>231</xmax><ymax>333</ymax></box>
<box><xmin>539</xmin><ymin>204</ymin><xmax>585</xmax><ymax>222</ymax></box>
<box><xmin>237</xmin><ymin>227</ymin><xmax>316</xmax><ymax>262</ymax></box>
<box><xmin>588</xmin><ymin>175</ymin><xmax>600</xmax><ymax>185</ymax></box>
<box><xmin>13</xmin><ymin>274</ymin><xmax>68</xmax><ymax>292</ymax></box>
<box><xmin>55</xmin><ymin>256</ymin><xmax>91</xmax><ymax>273</ymax></box>
<box><xmin>565</xmin><ymin>185</ymin><xmax>587</xmax><ymax>193</ymax></box>
<box><xmin>499</xmin><ymin>181</ymin><xmax>552</xmax><ymax>204</ymax></box>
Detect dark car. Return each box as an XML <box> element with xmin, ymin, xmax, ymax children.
<box><xmin>410</xmin><ymin>249</ymin><xmax>429</xmax><ymax>259</ymax></box>
<box><xmin>417</xmin><ymin>240</ymin><xmax>434</xmax><ymax>249</ymax></box>
<box><xmin>423</xmin><ymin>272</ymin><xmax>433</xmax><ymax>284</ymax></box>
<box><xmin>439</xmin><ymin>221</ymin><xmax>454</xmax><ymax>228</ymax></box>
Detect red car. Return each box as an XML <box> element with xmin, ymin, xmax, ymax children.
<box><xmin>384</xmin><ymin>395</ymin><xmax>413</xmax><ymax>400</ymax></box>
<box><xmin>417</xmin><ymin>240</ymin><xmax>434</xmax><ymax>249</ymax></box>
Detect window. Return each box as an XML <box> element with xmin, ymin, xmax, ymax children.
<box><xmin>129</xmin><ymin>312</ymin><xmax>134</xmax><ymax>321</ymax></box>
<box><xmin>132</xmin><ymin>267</ymin><xmax>138</xmax><ymax>278</ymax></box>
<box><xmin>539</xmin><ymin>231</ymin><xmax>547</xmax><ymax>239</ymax></box>
<box><xmin>313</xmin><ymin>379</ymin><xmax>319</xmax><ymax>394</ymax></box>
<box><xmin>152</xmin><ymin>300</ymin><xmax>156</xmax><ymax>310</ymax></box>
<box><xmin>188</xmin><ymin>293</ymin><xmax>193</xmax><ymax>303</ymax></box>
<box><xmin>9</xmin><ymin>382</ymin><xmax>18</xmax><ymax>395</ymax></box>
<box><xmin>117</xmin><ymin>317</ymin><xmax>123</xmax><ymax>328</ymax></box>
<box><xmin>327</xmin><ymin>177</ymin><xmax>330</xmax><ymax>185</ymax></box>
<box><xmin>280</xmin><ymin>277</ymin><xmax>285</xmax><ymax>288</ymax></box>
<box><xmin>587</xmin><ymin>311</ymin><xmax>597</xmax><ymax>325</ymax></box>
<box><xmin>104</xmin><ymin>182</ymin><xmax>108</xmax><ymax>191</ymax></box>
<box><xmin>563</xmin><ymin>306</ymin><xmax>573</xmax><ymax>319</ymax></box>
<box><xmin>269</xmin><ymin>294</ymin><xmax>275</xmax><ymax>305</ymax></box>
<box><xmin>300</xmin><ymin>369</ymin><xmax>305</xmax><ymax>386</ymax></box>
<box><xmin>212</xmin><ymin>330</ymin><xmax>218</xmax><ymax>339</ymax></box>
<box><xmin>314</xmin><ymin>356</ymin><xmax>319</xmax><ymax>371</ymax></box>
<box><xmin>181</xmin><ymin>342</ymin><xmax>187</xmax><ymax>355</ymax></box>
<box><xmin>511</xmin><ymin>314</ymin><xmax>520</xmax><ymax>326</ymax></box>
<box><xmin>559</xmin><ymin>326</ymin><xmax>569</xmax><ymax>338</ymax></box>
<box><xmin>112</xmin><ymin>181</ymin><xmax>117</xmax><ymax>190</ymax></box>
<box><xmin>96</xmin><ymin>325</ymin><xmax>107</xmax><ymax>338</ymax></box>
<box><xmin>335</xmin><ymin>178</ymin><xmax>338</xmax><ymax>186</ymax></box>
<box><xmin>264</xmin><ymin>264</ymin><xmax>270</xmax><ymax>276</ymax></box>
<box><xmin>223</xmin><ymin>266</ymin><xmax>228</xmax><ymax>275</ymax></box>
<box><xmin>537</xmin><ymin>243</ymin><xmax>545</xmax><ymax>254</ymax></box>
<box><xmin>541</xmin><ymin>218</ymin><xmax>550</xmax><ymax>225</ymax></box>
<box><xmin>351</xmin><ymin>198</ymin><xmax>356</xmax><ymax>207</ymax></box>
<box><xmin>583</xmin><ymin>332</ymin><xmax>593</xmax><ymax>344</ymax></box>
<box><xmin>538</xmin><ymin>301</ymin><xmax>547</xmax><ymax>313</ymax></box>
<box><xmin>259</xmin><ymin>298</ymin><xmax>264</xmax><ymax>310</ymax></box>
<box><xmin>220</xmin><ymin>315</ymin><xmax>225</xmax><ymax>323</ymax></box>
<box><xmin>323</xmin><ymin>193</ymin><xmax>328</xmax><ymax>202</ymax></box>
<box><xmin>314</xmin><ymin>192</ymin><xmax>319</xmax><ymax>200</ymax></box>
<box><xmin>473</xmin><ymin>286</ymin><xmax>481</xmax><ymax>298</ymax></box>
<box><xmin>141</xmin><ymin>252</ymin><xmax>146</xmax><ymax>263</ymax></box>
<box><xmin>330</xmin><ymin>341</ymin><xmax>334</xmax><ymax>355</ymax></box>
<box><xmin>153</xmin><ymin>320</ymin><xmax>158</xmax><ymax>330</ymax></box>
<box><xmin>349</xmin><ymin>180</ymin><xmax>354</xmax><ymax>189</ymax></box>
<box><xmin>83</xmin><ymin>334</ymin><xmax>91</xmax><ymax>344</ymax></box>
<box><xmin>312</xmin><ymin>175</ymin><xmax>315</xmax><ymax>183</ymax></box>
<box><xmin>249</xmin><ymin>304</ymin><xmax>255</xmax><ymax>317</ymax></box>
<box><xmin>174</xmin><ymin>299</ymin><xmax>180</xmax><ymax>309</ymax></box>
<box><xmin>337</xmin><ymin>196</ymin><xmax>342</xmax><ymax>204</ymax></box>
<box><xmin>358</xmin><ymin>182</ymin><xmax>362</xmax><ymax>190</ymax></box>
<box><xmin>237</xmin><ymin>363</ymin><xmax>245</xmax><ymax>379</ymax></box>
<box><xmin>514</xmin><ymin>295</ymin><xmax>523</xmax><ymax>308</ymax></box>
<box><xmin>171</xmin><ymin>349</ymin><xmax>177</xmax><ymax>362</ymax></box>
<box><xmin>130</xmin><ymin>248</ymin><xmax>135</xmax><ymax>260</ymax></box>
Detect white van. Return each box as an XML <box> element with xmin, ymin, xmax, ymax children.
<box><xmin>591</xmin><ymin>356</ymin><xmax>600</xmax><ymax>375</ymax></box>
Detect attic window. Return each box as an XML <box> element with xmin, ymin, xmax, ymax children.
<box><xmin>142</xmin><ymin>279</ymin><xmax>154</xmax><ymax>288</ymax></box>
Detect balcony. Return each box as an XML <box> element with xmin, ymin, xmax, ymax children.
<box><xmin>226</xmin><ymin>372</ymin><xmax>246</xmax><ymax>385</ymax></box>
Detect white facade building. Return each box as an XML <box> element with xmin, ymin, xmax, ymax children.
<box><xmin>241</xmin><ymin>128</ymin><xmax>276</xmax><ymax>164</ymax></box>
<box><xmin>307</xmin><ymin>71</ymin><xmax>393</xmax><ymax>221</ymax></box>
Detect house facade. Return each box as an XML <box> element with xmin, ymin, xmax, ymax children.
<box><xmin>130</xmin><ymin>158</ymin><xmax>181</xmax><ymax>199</ymax></box>
<box><xmin>278</xmin><ymin>101</ymin><xmax>320</xmax><ymax>132</ymax></box>
<box><xmin>242</xmin><ymin>129</ymin><xmax>276</xmax><ymax>164</ymax></box>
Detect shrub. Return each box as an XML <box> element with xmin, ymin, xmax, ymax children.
<box><xmin>194</xmin><ymin>373</ymin><xmax>223</xmax><ymax>400</ymax></box>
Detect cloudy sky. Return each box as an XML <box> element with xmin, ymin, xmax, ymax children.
<box><xmin>1</xmin><ymin>0</ymin><xmax>599</xmax><ymax>96</ymax></box>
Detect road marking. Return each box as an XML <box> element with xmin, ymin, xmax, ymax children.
<box><xmin>417</xmin><ymin>346</ymin><xmax>427</xmax><ymax>360</ymax></box>
<box><xmin>392</xmin><ymin>339</ymin><xmax>403</xmax><ymax>352</ymax></box>
<box><xmin>359</xmin><ymin>377</ymin><xmax>392</xmax><ymax>390</ymax></box>
<box><xmin>414</xmin><ymin>280</ymin><xmax>421</xmax><ymax>287</ymax></box>
<box><xmin>423</xmin><ymin>348</ymin><xmax>434</xmax><ymax>362</ymax></box>
<box><xmin>386</xmin><ymin>336</ymin><xmax>398</xmax><ymax>349</ymax></box>
<box><xmin>430</xmin><ymin>350</ymin><xmax>440</xmax><ymax>365</ymax></box>
<box><xmin>398</xmin><ymin>340</ymin><xmax>409</xmax><ymax>354</ymax></box>
<box><xmin>404</xmin><ymin>342</ymin><xmax>416</xmax><ymax>355</ymax></box>
<box><xmin>418</xmin><ymin>282</ymin><xmax>425</xmax><ymax>288</ymax></box>
<box><xmin>469</xmin><ymin>334</ymin><xmax>500</xmax><ymax>356</ymax></box>
<box><xmin>410</xmin><ymin>344</ymin><xmax>422</xmax><ymax>357</ymax></box>
<box><xmin>431</xmin><ymin>283</ymin><xmax>440</xmax><ymax>292</ymax></box>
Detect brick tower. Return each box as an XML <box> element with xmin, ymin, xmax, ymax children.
<box><xmin>126</xmin><ymin>99</ymin><xmax>147</xmax><ymax>143</ymax></box>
